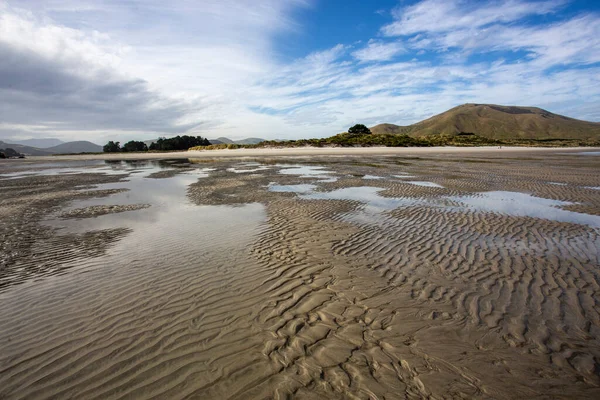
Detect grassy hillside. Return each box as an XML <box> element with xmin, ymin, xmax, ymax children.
<box><xmin>370</xmin><ymin>123</ymin><xmax>409</xmax><ymax>135</ymax></box>
<box><xmin>373</xmin><ymin>104</ymin><xmax>600</xmax><ymax>140</ymax></box>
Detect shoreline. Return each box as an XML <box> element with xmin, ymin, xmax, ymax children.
<box><xmin>4</xmin><ymin>145</ymin><xmax>599</xmax><ymax>161</ymax></box>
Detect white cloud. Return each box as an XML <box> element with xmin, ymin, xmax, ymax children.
<box><xmin>0</xmin><ymin>0</ymin><xmax>599</xmax><ymax>143</ymax></box>
<box><xmin>0</xmin><ymin>0</ymin><xmax>314</xmax><ymax>141</ymax></box>
<box><xmin>352</xmin><ymin>40</ymin><xmax>405</xmax><ymax>62</ymax></box>
<box><xmin>382</xmin><ymin>0</ymin><xmax>564</xmax><ymax>36</ymax></box>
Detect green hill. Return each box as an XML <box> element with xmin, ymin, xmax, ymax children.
<box><xmin>371</xmin><ymin>104</ymin><xmax>600</xmax><ymax>140</ymax></box>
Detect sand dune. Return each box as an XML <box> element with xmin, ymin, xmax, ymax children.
<box><xmin>1</xmin><ymin>152</ymin><xmax>600</xmax><ymax>398</ymax></box>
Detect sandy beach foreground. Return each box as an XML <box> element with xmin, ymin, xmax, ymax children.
<box><xmin>1</xmin><ymin>149</ymin><xmax>599</xmax><ymax>399</ymax></box>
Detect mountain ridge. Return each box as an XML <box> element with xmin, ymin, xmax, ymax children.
<box><xmin>46</xmin><ymin>141</ymin><xmax>102</xmax><ymax>153</ymax></box>
<box><xmin>370</xmin><ymin>104</ymin><xmax>600</xmax><ymax>140</ymax></box>
<box><xmin>0</xmin><ymin>140</ymin><xmax>101</xmax><ymax>155</ymax></box>
<box><xmin>5</xmin><ymin>138</ymin><xmax>65</xmax><ymax>148</ymax></box>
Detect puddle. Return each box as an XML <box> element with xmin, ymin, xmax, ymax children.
<box><xmin>0</xmin><ymin>165</ymin><xmax>119</xmax><ymax>179</ymax></box>
<box><xmin>268</xmin><ymin>183</ymin><xmax>423</xmax><ymax>223</ymax></box>
<box><xmin>448</xmin><ymin>191</ymin><xmax>600</xmax><ymax>228</ymax></box>
<box><xmin>268</xmin><ymin>178</ymin><xmax>600</xmax><ymax>230</ymax></box>
<box><xmin>277</xmin><ymin>165</ymin><xmax>336</xmax><ymax>181</ymax></box>
<box><xmin>227</xmin><ymin>164</ymin><xmax>270</xmax><ymax>173</ymax></box>
<box><xmin>269</xmin><ymin>184</ymin><xmax>318</xmax><ymax>194</ymax></box>
<box><xmin>44</xmin><ymin>161</ymin><xmax>214</xmax><ymax>233</ymax></box>
<box><xmin>302</xmin><ymin>186</ymin><xmax>424</xmax><ymax>224</ymax></box>
<box><xmin>363</xmin><ymin>175</ymin><xmax>384</xmax><ymax>180</ymax></box>
<box><xmin>392</xmin><ymin>174</ymin><xmax>416</xmax><ymax>179</ymax></box>
<box><xmin>406</xmin><ymin>181</ymin><xmax>444</xmax><ymax>188</ymax></box>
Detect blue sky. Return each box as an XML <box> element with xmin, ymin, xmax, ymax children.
<box><xmin>0</xmin><ymin>0</ymin><xmax>599</xmax><ymax>142</ymax></box>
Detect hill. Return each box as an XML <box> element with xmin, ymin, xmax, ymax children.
<box><xmin>234</xmin><ymin>137</ymin><xmax>266</xmax><ymax>145</ymax></box>
<box><xmin>371</xmin><ymin>104</ymin><xmax>600</xmax><ymax>140</ymax></box>
<box><xmin>46</xmin><ymin>141</ymin><xmax>102</xmax><ymax>153</ymax></box>
<box><xmin>370</xmin><ymin>123</ymin><xmax>409</xmax><ymax>135</ymax></box>
<box><xmin>0</xmin><ymin>140</ymin><xmax>54</xmax><ymax>156</ymax></box>
<box><xmin>208</xmin><ymin>137</ymin><xmax>265</xmax><ymax>145</ymax></box>
<box><xmin>1</xmin><ymin>140</ymin><xmax>102</xmax><ymax>155</ymax></box>
<box><xmin>5</xmin><ymin>138</ymin><xmax>65</xmax><ymax>148</ymax></box>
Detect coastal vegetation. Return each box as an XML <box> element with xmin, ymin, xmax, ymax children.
<box><xmin>0</xmin><ymin>148</ymin><xmax>24</xmax><ymax>158</ymax></box>
<box><xmin>103</xmin><ymin>135</ymin><xmax>210</xmax><ymax>153</ymax></box>
<box><xmin>189</xmin><ymin>131</ymin><xmax>598</xmax><ymax>151</ymax></box>
<box><xmin>100</xmin><ymin>105</ymin><xmax>600</xmax><ymax>153</ymax></box>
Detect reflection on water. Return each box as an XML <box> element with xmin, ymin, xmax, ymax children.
<box><xmin>44</xmin><ymin>161</ymin><xmax>217</xmax><ymax>234</ymax></box>
<box><xmin>302</xmin><ymin>186</ymin><xmax>423</xmax><ymax>224</ymax></box>
<box><xmin>269</xmin><ymin>184</ymin><xmax>318</xmax><ymax>194</ymax></box>
<box><xmin>448</xmin><ymin>191</ymin><xmax>600</xmax><ymax>228</ymax></box>
<box><xmin>277</xmin><ymin>165</ymin><xmax>336</xmax><ymax>181</ymax></box>
<box><xmin>406</xmin><ymin>181</ymin><xmax>444</xmax><ymax>188</ymax></box>
<box><xmin>269</xmin><ymin>184</ymin><xmax>422</xmax><ymax>224</ymax></box>
<box><xmin>0</xmin><ymin>159</ymin><xmax>199</xmax><ymax>180</ymax></box>
<box><xmin>268</xmin><ymin>176</ymin><xmax>600</xmax><ymax>230</ymax></box>
<box><xmin>227</xmin><ymin>164</ymin><xmax>271</xmax><ymax>173</ymax></box>
<box><xmin>363</xmin><ymin>175</ymin><xmax>384</xmax><ymax>180</ymax></box>
<box><xmin>0</xmin><ymin>163</ymin><xmax>116</xmax><ymax>179</ymax></box>
<box><xmin>301</xmin><ymin>186</ymin><xmax>418</xmax><ymax>208</ymax></box>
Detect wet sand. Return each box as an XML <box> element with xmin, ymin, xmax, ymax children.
<box><xmin>1</xmin><ymin>150</ymin><xmax>600</xmax><ymax>399</ymax></box>
<box><xmin>22</xmin><ymin>145</ymin><xmax>600</xmax><ymax>161</ymax></box>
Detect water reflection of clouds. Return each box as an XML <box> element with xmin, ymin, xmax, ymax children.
<box><xmin>448</xmin><ymin>191</ymin><xmax>600</xmax><ymax>229</ymax></box>
<box><xmin>269</xmin><ymin>184</ymin><xmax>317</xmax><ymax>194</ymax></box>
<box><xmin>12</xmin><ymin>159</ymin><xmax>600</xmax><ymax>232</ymax></box>
<box><xmin>44</xmin><ymin>161</ymin><xmax>214</xmax><ymax>234</ymax></box>
<box><xmin>269</xmin><ymin>181</ymin><xmax>600</xmax><ymax>230</ymax></box>
<box><xmin>276</xmin><ymin>165</ymin><xmax>337</xmax><ymax>181</ymax></box>
<box><xmin>406</xmin><ymin>181</ymin><xmax>443</xmax><ymax>188</ymax></box>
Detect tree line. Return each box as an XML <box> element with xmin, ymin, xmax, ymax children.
<box><xmin>0</xmin><ymin>148</ymin><xmax>24</xmax><ymax>158</ymax></box>
<box><xmin>103</xmin><ymin>135</ymin><xmax>211</xmax><ymax>153</ymax></box>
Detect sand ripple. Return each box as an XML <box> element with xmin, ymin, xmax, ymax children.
<box><xmin>1</xmin><ymin>153</ymin><xmax>600</xmax><ymax>399</ymax></box>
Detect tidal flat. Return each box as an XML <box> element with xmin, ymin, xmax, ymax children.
<box><xmin>1</xmin><ymin>151</ymin><xmax>600</xmax><ymax>399</ymax></box>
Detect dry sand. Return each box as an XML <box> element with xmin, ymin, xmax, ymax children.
<box><xmin>1</xmin><ymin>149</ymin><xmax>600</xmax><ymax>399</ymax></box>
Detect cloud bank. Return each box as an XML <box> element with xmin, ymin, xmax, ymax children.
<box><xmin>0</xmin><ymin>0</ymin><xmax>599</xmax><ymax>142</ymax></box>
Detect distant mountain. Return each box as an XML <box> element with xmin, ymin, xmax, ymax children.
<box><xmin>0</xmin><ymin>140</ymin><xmax>102</xmax><ymax>155</ymax></box>
<box><xmin>6</xmin><ymin>138</ymin><xmax>65</xmax><ymax>148</ymax></box>
<box><xmin>211</xmin><ymin>137</ymin><xmax>234</xmax><ymax>144</ymax></box>
<box><xmin>208</xmin><ymin>137</ymin><xmax>265</xmax><ymax>145</ymax></box>
<box><xmin>370</xmin><ymin>104</ymin><xmax>600</xmax><ymax>140</ymax></box>
<box><xmin>234</xmin><ymin>137</ymin><xmax>266</xmax><ymax>145</ymax></box>
<box><xmin>0</xmin><ymin>140</ymin><xmax>53</xmax><ymax>156</ymax></box>
<box><xmin>46</xmin><ymin>141</ymin><xmax>102</xmax><ymax>153</ymax></box>
<box><xmin>142</xmin><ymin>136</ymin><xmax>266</xmax><ymax>147</ymax></box>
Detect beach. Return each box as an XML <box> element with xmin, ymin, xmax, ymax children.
<box><xmin>1</xmin><ymin>148</ymin><xmax>599</xmax><ymax>399</ymax></box>
<box><xmin>21</xmin><ymin>145</ymin><xmax>600</xmax><ymax>161</ymax></box>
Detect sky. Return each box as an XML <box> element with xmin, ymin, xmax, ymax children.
<box><xmin>0</xmin><ymin>0</ymin><xmax>599</xmax><ymax>143</ymax></box>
